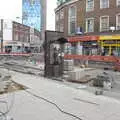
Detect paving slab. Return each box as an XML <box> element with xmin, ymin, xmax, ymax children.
<box><xmin>5</xmin><ymin>70</ymin><xmax>120</xmax><ymax>120</ymax></box>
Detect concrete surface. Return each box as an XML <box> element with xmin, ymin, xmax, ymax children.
<box><xmin>0</xmin><ymin>69</ymin><xmax>118</xmax><ymax>120</ymax></box>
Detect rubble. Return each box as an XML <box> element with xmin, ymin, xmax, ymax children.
<box><xmin>0</xmin><ymin>70</ymin><xmax>26</xmax><ymax>94</ymax></box>
<box><xmin>63</xmin><ymin>60</ymin><xmax>93</xmax><ymax>83</ymax></box>
<box><xmin>92</xmin><ymin>72</ymin><xmax>113</xmax><ymax>90</ymax></box>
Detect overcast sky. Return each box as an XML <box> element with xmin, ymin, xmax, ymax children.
<box><xmin>0</xmin><ymin>0</ymin><xmax>57</xmax><ymax>30</ymax></box>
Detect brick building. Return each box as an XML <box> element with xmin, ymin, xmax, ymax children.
<box><xmin>0</xmin><ymin>19</ymin><xmax>41</xmax><ymax>53</ymax></box>
<box><xmin>55</xmin><ymin>0</ymin><xmax>120</xmax><ymax>56</ymax></box>
<box><xmin>55</xmin><ymin>0</ymin><xmax>85</xmax><ymax>37</ymax></box>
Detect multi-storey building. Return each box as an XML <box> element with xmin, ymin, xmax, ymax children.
<box><xmin>55</xmin><ymin>0</ymin><xmax>120</xmax><ymax>56</ymax></box>
<box><xmin>0</xmin><ymin>19</ymin><xmax>41</xmax><ymax>53</ymax></box>
<box><xmin>55</xmin><ymin>0</ymin><xmax>85</xmax><ymax>37</ymax></box>
<box><xmin>22</xmin><ymin>0</ymin><xmax>46</xmax><ymax>40</ymax></box>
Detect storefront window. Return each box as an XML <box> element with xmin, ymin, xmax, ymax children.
<box><xmin>100</xmin><ymin>40</ymin><xmax>120</xmax><ymax>56</ymax></box>
<box><xmin>82</xmin><ymin>41</ymin><xmax>98</xmax><ymax>55</ymax></box>
<box><xmin>71</xmin><ymin>43</ymin><xmax>77</xmax><ymax>54</ymax></box>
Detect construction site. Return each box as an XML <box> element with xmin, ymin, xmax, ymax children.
<box><xmin>1</xmin><ymin>0</ymin><xmax>120</xmax><ymax>119</ymax></box>
<box><xmin>0</xmin><ymin>31</ymin><xmax>120</xmax><ymax>120</ymax></box>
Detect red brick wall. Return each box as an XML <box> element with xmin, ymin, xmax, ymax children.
<box><xmin>55</xmin><ymin>0</ymin><xmax>120</xmax><ymax>37</ymax></box>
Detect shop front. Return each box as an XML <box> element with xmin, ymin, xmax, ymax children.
<box><xmin>82</xmin><ymin>41</ymin><xmax>99</xmax><ymax>55</ymax></box>
<box><xmin>3</xmin><ymin>41</ymin><xmax>30</xmax><ymax>53</ymax></box>
<box><xmin>99</xmin><ymin>35</ymin><xmax>120</xmax><ymax>56</ymax></box>
<box><xmin>68</xmin><ymin>35</ymin><xmax>99</xmax><ymax>55</ymax></box>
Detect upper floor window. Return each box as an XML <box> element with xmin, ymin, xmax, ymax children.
<box><xmin>68</xmin><ymin>6</ymin><xmax>76</xmax><ymax>34</ymax></box>
<box><xmin>14</xmin><ymin>32</ymin><xmax>19</xmax><ymax>41</ymax></box>
<box><xmin>100</xmin><ymin>0</ymin><xmax>109</xmax><ymax>9</ymax></box>
<box><xmin>56</xmin><ymin>24</ymin><xmax>59</xmax><ymax>31</ymax></box>
<box><xmin>56</xmin><ymin>13</ymin><xmax>59</xmax><ymax>22</ymax></box>
<box><xmin>60</xmin><ymin>9</ymin><xmax>64</xmax><ymax>19</ymax></box>
<box><xmin>116</xmin><ymin>14</ymin><xmax>120</xmax><ymax>30</ymax></box>
<box><xmin>117</xmin><ymin>0</ymin><xmax>120</xmax><ymax>6</ymax></box>
<box><xmin>86</xmin><ymin>0</ymin><xmax>94</xmax><ymax>12</ymax></box>
<box><xmin>100</xmin><ymin>16</ymin><xmax>109</xmax><ymax>32</ymax></box>
<box><xmin>60</xmin><ymin>23</ymin><xmax>64</xmax><ymax>32</ymax></box>
<box><xmin>100</xmin><ymin>0</ymin><xmax>109</xmax><ymax>8</ymax></box>
<box><xmin>86</xmin><ymin>18</ymin><xmax>94</xmax><ymax>32</ymax></box>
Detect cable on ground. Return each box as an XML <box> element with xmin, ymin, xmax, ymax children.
<box><xmin>25</xmin><ymin>90</ymin><xmax>83</xmax><ymax>120</ymax></box>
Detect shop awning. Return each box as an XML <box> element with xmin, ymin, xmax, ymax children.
<box><xmin>68</xmin><ymin>36</ymin><xmax>99</xmax><ymax>42</ymax></box>
<box><xmin>100</xmin><ymin>35</ymin><xmax>120</xmax><ymax>40</ymax></box>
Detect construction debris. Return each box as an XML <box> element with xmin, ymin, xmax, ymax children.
<box><xmin>92</xmin><ymin>72</ymin><xmax>113</xmax><ymax>90</ymax></box>
<box><xmin>0</xmin><ymin>70</ymin><xmax>26</xmax><ymax>94</ymax></box>
<box><xmin>63</xmin><ymin>59</ymin><xmax>92</xmax><ymax>83</ymax></box>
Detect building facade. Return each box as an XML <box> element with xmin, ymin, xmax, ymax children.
<box><xmin>55</xmin><ymin>0</ymin><xmax>85</xmax><ymax>37</ymax></box>
<box><xmin>22</xmin><ymin>0</ymin><xmax>46</xmax><ymax>41</ymax></box>
<box><xmin>0</xmin><ymin>19</ymin><xmax>41</xmax><ymax>53</ymax></box>
<box><xmin>55</xmin><ymin>0</ymin><xmax>120</xmax><ymax>56</ymax></box>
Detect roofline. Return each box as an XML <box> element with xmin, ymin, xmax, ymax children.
<box><xmin>55</xmin><ymin>0</ymin><xmax>79</xmax><ymax>12</ymax></box>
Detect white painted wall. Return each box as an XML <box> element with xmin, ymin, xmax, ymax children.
<box><xmin>3</xmin><ymin>19</ymin><xmax>13</xmax><ymax>41</ymax></box>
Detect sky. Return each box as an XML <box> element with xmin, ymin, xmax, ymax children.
<box><xmin>0</xmin><ymin>0</ymin><xmax>57</xmax><ymax>30</ymax></box>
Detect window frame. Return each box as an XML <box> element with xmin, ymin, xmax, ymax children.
<box><xmin>86</xmin><ymin>18</ymin><xmax>94</xmax><ymax>33</ymax></box>
<box><xmin>59</xmin><ymin>23</ymin><xmax>64</xmax><ymax>32</ymax></box>
<box><xmin>100</xmin><ymin>0</ymin><xmax>109</xmax><ymax>9</ymax></box>
<box><xmin>60</xmin><ymin>9</ymin><xmax>64</xmax><ymax>20</ymax></box>
<box><xmin>55</xmin><ymin>12</ymin><xmax>59</xmax><ymax>23</ymax></box>
<box><xmin>117</xmin><ymin>0</ymin><xmax>120</xmax><ymax>6</ymax></box>
<box><xmin>86</xmin><ymin>0</ymin><xmax>94</xmax><ymax>12</ymax></box>
<box><xmin>100</xmin><ymin>15</ymin><xmax>109</xmax><ymax>32</ymax></box>
<box><xmin>68</xmin><ymin>5</ymin><xmax>77</xmax><ymax>35</ymax></box>
<box><xmin>116</xmin><ymin>13</ymin><xmax>120</xmax><ymax>30</ymax></box>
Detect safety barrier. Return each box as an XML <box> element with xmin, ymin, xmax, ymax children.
<box><xmin>0</xmin><ymin>52</ymin><xmax>31</xmax><ymax>56</ymax></box>
<box><xmin>64</xmin><ymin>54</ymin><xmax>120</xmax><ymax>63</ymax></box>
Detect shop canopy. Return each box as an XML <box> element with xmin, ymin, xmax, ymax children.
<box><xmin>100</xmin><ymin>35</ymin><xmax>120</xmax><ymax>40</ymax></box>
<box><xmin>68</xmin><ymin>36</ymin><xmax>99</xmax><ymax>42</ymax></box>
<box><xmin>68</xmin><ymin>35</ymin><xmax>120</xmax><ymax>42</ymax></box>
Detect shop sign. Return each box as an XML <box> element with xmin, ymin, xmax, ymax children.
<box><xmin>103</xmin><ymin>40</ymin><xmax>116</xmax><ymax>44</ymax></box>
<box><xmin>100</xmin><ymin>35</ymin><xmax>120</xmax><ymax>40</ymax></box>
<box><xmin>68</xmin><ymin>36</ymin><xmax>99</xmax><ymax>42</ymax></box>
